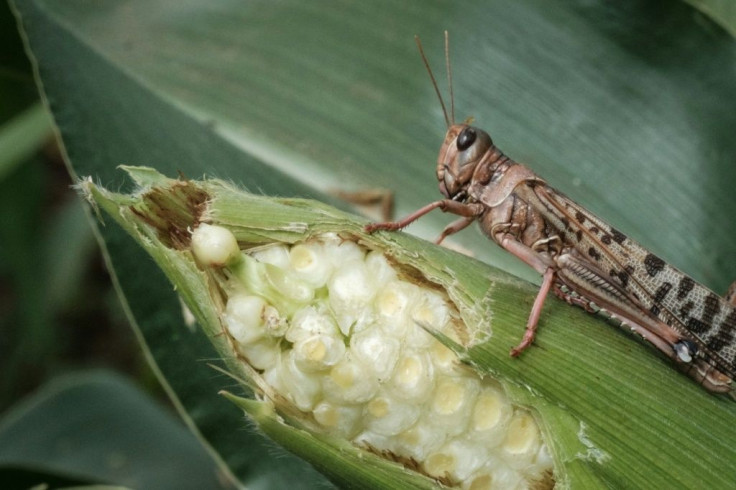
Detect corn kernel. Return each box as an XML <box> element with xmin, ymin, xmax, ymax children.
<box><xmin>364</xmin><ymin>394</ymin><xmax>419</xmax><ymax>436</ymax></box>
<box><xmin>313</xmin><ymin>401</ymin><xmax>361</xmax><ymax>437</ymax></box>
<box><xmin>289</xmin><ymin>242</ymin><xmax>332</xmax><ymax>288</ymax></box>
<box><xmin>292</xmin><ymin>334</ymin><xmax>345</xmax><ymax>372</ymax></box>
<box><xmin>224</xmin><ymin>295</ymin><xmax>267</xmax><ymax>344</ymax></box>
<box><xmin>388</xmin><ymin>352</ymin><xmax>433</xmax><ymax>402</ymax></box>
<box><xmin>350</xmin><ymin>329</ymin><xmax>400</xmax><ymax>381</ymax></box>
<box><xmin>251</xmin><ymin>244</ymin><xmax>290</xmax><ymax>268</ymax></box>
<box><xmin>190</xmin><ymin>223</ymin><xmax>240</xmax><ymax>266</ymax></box>
<box><xmin>324</xmin><ymin>354</ymin><xmax>379</xmax><ymax>404</ymax></box>
<box><xmin>502</xmin><ymin>412</ymin><xmax>541</xmax><ymax>469</ymax></box>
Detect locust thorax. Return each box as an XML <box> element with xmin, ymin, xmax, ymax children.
<box><xmin>437</xmin><ymin>124</ymin><xmax>494</xmax><ymax>200</ymax></box>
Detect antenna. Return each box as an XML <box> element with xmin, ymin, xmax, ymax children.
<box><xmin>415</xmin><ymin>35</ymin><xmax>451</xmax><ymax>128</ymax></box>
<box><xmin>444</xmin><ymin>31</ymin><xmax>455</xmax><ymax>125</ymax></box>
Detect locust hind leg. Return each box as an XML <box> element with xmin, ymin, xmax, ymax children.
<box><xmin>553</xmin><ymin>283</ymin><xmax>598</xmax><ymax>313</ymax></box>
<box><xmin>510</xmin><ymin>267</ymin><xmax>556</xmax><ymax>357</ymax></box>
<box><xmin>494</xmin><ymin>232</ymin><xmax>558</xmax><ymax>357</ymax></box>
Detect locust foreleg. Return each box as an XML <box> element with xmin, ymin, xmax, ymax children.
<box><xmin>365</xmin><ymin>200</ymin><xmax>484</xmax><ymax>234</ymax></box>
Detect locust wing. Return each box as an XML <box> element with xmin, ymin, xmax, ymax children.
<box><xmin>528</xmin><ymin>183</ymin><xmax>736</xmax><ymax>379</ymax></box>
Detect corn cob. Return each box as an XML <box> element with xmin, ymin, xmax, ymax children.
<box><xmin>190</xmin><ymin>224</ymin><xmax>553</xmax><ymax>489</ymax></box>
<box><xmin>79</xmin><ymin>166</ymin><xmax>736</xmax><ymax>490</ymax></box>
<box><xmin>80</xmin><ymin>167</ymin><xmax>554</xmax><ymax>489</ymax></box>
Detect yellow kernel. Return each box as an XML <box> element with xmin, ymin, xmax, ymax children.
<box><xmin>313</xmin><ymin>404</ymin><xmax>339</xmax><ymax>427</ymax></box>
<box><xmin>472</xmin><ymin>391</ymin><xmax>503</xmax><ymax>431</ymax></box>
<box><xmin>503</xmin><ymin>412</ymin><xmax>539</xmax><ymax>455</ymax></box>
<box><xmin>467</xmin><ymin>473</ymin><xmax>492</xmax><ymax>490</ymax></box>
<box><xmin>289</xmin><ymin>243</ymin><xmax>316</xmax><ymax>270</ymax></box>
<box><xmin>412</xmin><ymin>304</ymin><xmax>434</xmax><ymax>325</ymax></box>
<box><xmin>424</xmin><ymin>452</ymin><xmax>455</xmax><ymax>478</ymax></box>
<box><xmin>377</xmin><ymin>290</ymin><xmax>402</xmax><ymax>316</ymax></box>
<box><xmin>430</xmin><ymin>340</ymin><xmax>458</xmax><ymax>371</ymax></box>
<box><xmin>433</xmin><ymin>379</ymin><xmax>466</xmax><ymax>415</ymax></box>
<box><xmin>396</xmin><ymin>426</ymin><xmax>419</xmax><ymax>446</ymax></box>
<box><xmin>330</xmin><ymin>363</ymin><xmax>356</xmax><ymax>390</ymax></box>
<box><xmin>367</xmin><ymin>398</ymin><xmax>390</xmax><ymax>418</ymax></box>
<box><xmin>302</xmin><ymin>337</ymin><xmax>327</xmax><ymax>362</ymax></box>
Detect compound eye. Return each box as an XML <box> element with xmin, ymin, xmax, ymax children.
<box><xmin>456</xmin><ymin>127</ymin><xmax>477</xmax><ymax>151</ymax></box>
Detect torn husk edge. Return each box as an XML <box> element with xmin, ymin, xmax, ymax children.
<box><xmin>78</xmin><ymin>166</ymin><xmax>736</xmax><ymax>489</ymax></box>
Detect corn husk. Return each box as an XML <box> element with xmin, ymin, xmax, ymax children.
<box><xmin>79</xmin><ymin>166</ymin><xmax>736</xmax><ymax>489</ymax></box>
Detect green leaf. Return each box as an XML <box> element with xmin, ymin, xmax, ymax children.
<box><xmin>684</xmin><ymin>0</ymin><xmax>736</xmax><ymax>36</ymax></box>
<box><xmin>0</xmin><ymin>371</ymin><xmax>228</xmax><ymax>490</ymax></box>
<box><xmin>12</xmin><ymin>0</ymin><xmax>736</xmax><ymax>488</ymax></box>
<box><xmin>0</xmin><ymin>103</ymin><xmax>51</xmax><ymax>180</ymax></box>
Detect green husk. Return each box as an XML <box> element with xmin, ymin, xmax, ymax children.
<box><xmin>80</xmin><ymin>166</ymin><xmax>736</xmax><ymax>489</ymax></box>
<box><xmin>220</xmin><ymin>392</ymin><xmax>438</xmax><ymax>490</ymax></box>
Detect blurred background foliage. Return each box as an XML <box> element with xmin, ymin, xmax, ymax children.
<box><xmin>0</xmin><ymin>0</ymin><xmax>734</xmax><ymax>489</ymax></box>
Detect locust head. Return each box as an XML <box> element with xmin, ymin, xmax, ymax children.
<box><xmin>437</xmin><ymin>124</ymin><xmax>494</xmax><ymax>200</ymax></box>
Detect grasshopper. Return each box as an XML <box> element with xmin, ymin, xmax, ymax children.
<box><xmin>366</xmin><ymin>34</ymin><xmax>735</xmax><ymax>393</ymax></box>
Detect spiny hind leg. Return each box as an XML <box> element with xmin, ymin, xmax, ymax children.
<box><xmin>510</xmin><ymin>267</ymin><xmax>556</xmax><ymax>357</ymax></box>
<box><xmin>553</xmin><ymin>283</ymin><xmax>598</xmax><ymax>313</ymax></box>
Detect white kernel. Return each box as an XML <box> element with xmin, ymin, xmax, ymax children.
<box><xmin>350</xmin><ymin>329</ymin><xmax>400</xmax><ymax>381</ymax></box>
<box><xmin>465</xmin><ymin>460</ymin><xmax>522</xmax><ymax>490</ymax></box>
<box><xmin>465</xmin><ymin>472</ymin><xmax>493</xmax><ymax>490</ymax></box>
<box><xmin>412</xmin><ymin>290</ymin><xmax>451</xmax><ymax>333</ymax></box>
<box><xmin>429</xmin><ymin>338</ymin><xmax>461</xmax><ymax>373</ymax></box>
<box><xmin>285</xmin><ymin>306</ymin><xmax>339</xmax><ymax>343</ymax></box>
<box><xmin>224</xmin><ymin>295</ymin><xmax>267</xmax><ymax>345</ymax></box>
<box><xmin>328</xmin><ymin>261</ymin><xmax>377</xmax><ymax>335</ymax></box>
<box><xmin>190</xmin><ymin>223</ymin><xmax>240</xmax><ymax>267</ymax></box>
<box><xmin>353</xmin><ymin>431</ymin><xmax>397</xmax><ymax>454</ymax></box>
<box><xmin>292</xmin><ymin>334</ymin><xmax>346</xmax><ymax>372</ymax></box>
<box><xmin>364</xmin><ymin>251</ymin><xmax>397</xmax><ymax>286</ymax></box>
<box><xmin>502</xmin><ymin>412</ymin><xmax>541</xmax><ymax>468</ymax></box>
<box><xmin>323</xmin><ymin>239</ymin><xmax>364</xmax><ymax>265</ymax></box>
<box><xmin>427</xmin><ymin>439</ymin><xmax>487</xmax><ymax>482</ymax></box>
<box><xmin>264</xmin><ymin>264</ymin><xmax>314</xmax><ymax>305</ymax></box>
<box><xmin>375</xmin><ymin>280</ymin><xmax>416</xmax><ymax>321</ymax></box>
<box><xmin>468</xmin><ymin>387</ymin><xmax>512</xmax><ymax>446</ymax></box>
<box><xmin>237</xmin><ymin>337</ymin><xmax>280</xmax><ymax>370</ymax></box>
<box><xmin>388</xmin><ymin>352</ymin><xmax>434</xmax><ymax>402</ymax></box>
<box><xmin>429</xmin><ymin>376</ymin><xmax>480</xmax><ymax>436</ymax></box>
<box><xmin>424</xmin><ymin>451</ymin><xmax>455</xmax><ymax>479</ymax></box>
<box><xmin>312</xmin><ymin>401</ymin><xmax>361</xmax><ymax>438</ymax></box>
<box><xmin>261</xmin><ymin>364</ymin><xmax>284</xmax><ymax>393</ymax></box>
<box><xmin>289</xmin><ymin>241</ymin><xmax>332</xmax><ymax>287</ymax></box>
<box><xmin>374</xmin><ymin>281</ymin><xmax>422</xmax><ymax>341</ymax></box>
<box><xmin>364</xmin><ymin>394</ymin><xmax>419</xmax><ymax>436</ymax></box>
<box><xmin>278</xmin><ymin>353</ymin><xmax>322</xmax><ymax>411</ymax></box>
<box><xmin>251</xmin><ymin>244</ymin><xmax>290</xmax><ymax>268</ymax></box>
<box><xmin>323</xmin><ymin>354</ymin><xmax>378</xmax><ymax>404</ymax></box>
<box><xmin>394</xmin><ymin>422</ymin><xmax>447</xmax><ymax>461</ymax></box>
<box><xmin>403</xmin><ymin>320</ymin><xmax>436</xmax><ymax>349</ymax></box>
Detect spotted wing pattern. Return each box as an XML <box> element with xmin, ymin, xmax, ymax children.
<box><xmin>531</xmin><ymin>183</ymin><xmax>736</xmax><ymax>378</ymax></box>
